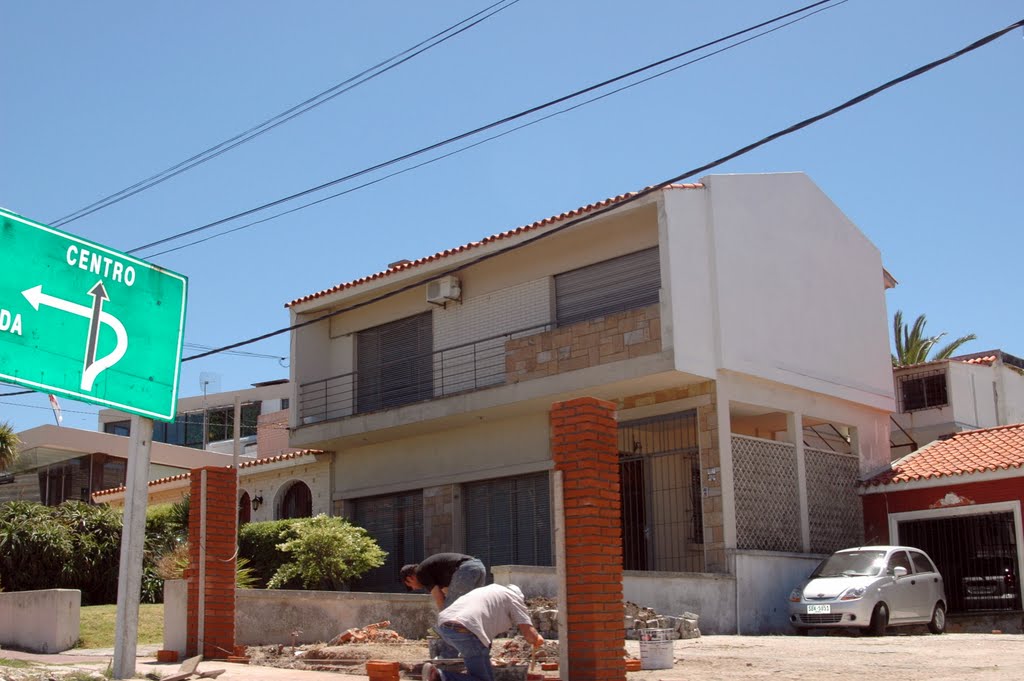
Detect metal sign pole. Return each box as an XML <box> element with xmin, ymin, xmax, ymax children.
<box><xmin>113</xmin><ymin>415</ymin><xmax>154</xmax><ymax>679</ymax></box>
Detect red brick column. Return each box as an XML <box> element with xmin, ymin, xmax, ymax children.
<box><xmin>186</xmin><ymin>466</ymin><xmax>237</xmax><ymax>659</ymax></box>
<box><xmin>551</xmin><ymin>397</ymin><xmax>625</xmax><ymax>681</ymax></box>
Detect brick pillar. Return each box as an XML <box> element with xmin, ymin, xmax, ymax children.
<box><xmin>551</xmin><ymin>397</ymin><xmax>625</xmax><ymax>681</ymax></box>
<box><xmin>186</xmin><ymin>466</ymin><xmax>237</xmax><ymax>659</ymax></box>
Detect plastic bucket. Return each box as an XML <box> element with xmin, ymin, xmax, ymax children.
<box><xmin>639</xmin><ymin>628</ymin><xmax>674</xmax><ymax>670</ymax></box>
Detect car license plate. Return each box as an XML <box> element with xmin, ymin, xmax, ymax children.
<box><xmin>806</xmin><ymin>604</ymin><xmax>831</xmax><ymax>614</ymax></box>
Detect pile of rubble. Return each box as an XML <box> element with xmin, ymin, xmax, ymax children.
<box><xmin>525</xmin><ymin>597</ymin><xmax>700</xmax><ymax>640</ymax></box>
<box><xmin>326</xmin><ymin>620</ymin><xmax>406</xmax><ymax>645</ymax></box>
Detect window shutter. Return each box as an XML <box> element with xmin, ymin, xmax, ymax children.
<box><xmin>464</xmin><ymin>472</ymin><xmax>552</xmax><ymax>569</ymax></box>
<box><xmin>352</xmin><ymin>490</ymin><xmax>424</xmax><ymax>592</ymax></box>
<box><xmin>356</xmin><ymin>312</ymin><xmax>433</xmax><ymax>412</ymax></box>
<box><xmin>555</xmin><ymin>247</ymin><xmax>660</xmax><ymax>327</ymax></box>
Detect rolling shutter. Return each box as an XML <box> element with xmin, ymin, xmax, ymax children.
<box><xmin>356</xmin><ymin>312</ymin><xmax>433</xmax><ymax>413</ymax></box>
<box><xmin>352</xmin><ymin>490</ymin><xmax>424</xmax><ymax>592</ymax></box>
<box><xmin>554</xmin><ymin>247</ymin><xmax>660</xmax><ymax>327</ymax></box>
<box><xmin>464</xmin><ymin>472</ymin><xmax>552</xmax><ymax>569</ymax></box>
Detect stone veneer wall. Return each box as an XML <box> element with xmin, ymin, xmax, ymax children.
<box><xmin>422</xmin><ymin>484</ymin><xmax>455</xmax><ymax>555</ymax></box>
<box><xmin>505</xmin><ymin>305</ymin><xmax>660</xmax><ymax>382</ymax></box>
<box><xmin>615</xmin><ymin>381</ymin><xmax>725</xmax><ymax>573</ymax></box>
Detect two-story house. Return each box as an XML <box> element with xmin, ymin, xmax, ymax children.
<box><xmin>286</xmin><ymin>172</ymin><xmax>896</xmax><ymax>633</ymax></box>
<box><xmin>891</xmin><ymin>350</ymin><xmax>1024</xmax><ymax>458</ymax></box>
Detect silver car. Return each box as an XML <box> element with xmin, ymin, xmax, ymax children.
<box><xmin>788</xmin><ymin>545</ymin><xmax>946</xmax><ymax>636</ymax></box>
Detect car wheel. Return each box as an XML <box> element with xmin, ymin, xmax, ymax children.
<box><xmin>867</xmin><ymin>602</ymin><xmax>888</xmax><ymax>636</ymax></box>
<box><xmin>928</xmin><ymin>602</ymin><xmax>946</xmax><ymax>634</ymax></box>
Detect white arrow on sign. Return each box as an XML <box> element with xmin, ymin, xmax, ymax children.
<box><xmin>22</xmin><ymin>284</ymin><xmax>129</xmax><ymax>392</ymax></box>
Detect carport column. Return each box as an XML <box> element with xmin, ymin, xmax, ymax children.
<box><xmin>186</xmin><ymin>466</ymin><xmax>237</xmax><ymax>659</ymax></box>
<box><xmin>788</xmin><ymin>412</ymin><xmax>810</xmax><ymax>552</ymax></box>
<box><xmin>550</xmin><ymin>397</ymin><xmax>626</xmax><ymax>681</ymax></box>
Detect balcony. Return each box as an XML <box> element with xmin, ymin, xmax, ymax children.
<box><xmin>297</xmin><ymin>304</ymin><xmax>661</xmax><ymax>427</ymax></box>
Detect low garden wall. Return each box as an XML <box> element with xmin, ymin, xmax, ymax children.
<box><xmin>163</xmin><ymin>580</ymin><xmax>435</xmax><ymax>656</ymax></box>
<box><xmin>0</xmin><ymin>589</ymin><xmax>80</xmax><ymax>653</ymax></box>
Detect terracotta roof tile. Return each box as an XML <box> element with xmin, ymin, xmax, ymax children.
<box><xmin>863</xmin><ymin>423</ymin><xmax>1024</xmax><ymax>487</ymax></box>
<box><xmin>285</xmin><ymin>183</ymin><xmax>703</xmax><ymax>308</ymax></box>
<box><xmin>92</xmin><ymin>449</ymin><xmax>324</xmax><ymax>498</ymax></box>
<box><xmin>960</xmin><ymin>355</ymin><xmax>997</xmax><ymax>366</ymax></box>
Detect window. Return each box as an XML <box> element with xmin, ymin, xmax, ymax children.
<box><xmin>464</xmin><ymin>473</ymin><xmax>552</xmax><ymax>569</ymax></box>
<box><xmin>356</xmin><ymin>312</ymin><xmax>433</xmax><ymax>413</ymax></box>
<box><xmin>351</xmin><ymin>490</ymin><xmax>423</xmax><ymax>592</ymax></box>
<box><xmin>279</xmin><ymin>482</ymin><xmax>312</xmax><ymax>519</ymax></box>
<box><xmin>104</xmin><ymin>420</ymin><xmax>130</xmax><ymax>437</ymax></box>
<box><xmin>887</xmin><ymin>550</ymin><xmax>913</xmax><ymax>575</ymax></box>
<box><xmin>554</xmin><ymin>247</ymin><xmax>660</xmax><ymax>327</ymax></box>
<box><xmin>911</xmin><ymin>551</ymin><xmax>937</xmax><ymax>575</ymax></box>
<box><xmin>898</xmin><ymin>370</ymin><xmax>948</xmax><ymax>412</ymax></box>
<box><xmin>149</xmin><ymin>402</ymin><xmax>261</xmax><ymax>448</ymax></box>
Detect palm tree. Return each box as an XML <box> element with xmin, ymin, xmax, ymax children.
<box><xmin>892</xmin><ymin>310</ymin><xmax>977</xmax><ymax>367</ymax></box>
<box><xmin>0</xmin><ymin>421</ymin><xmax>19</xmax><ymax>471</ymax></box>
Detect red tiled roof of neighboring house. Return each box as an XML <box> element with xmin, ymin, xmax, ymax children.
<box><xmin>285</xmin><ymin>183</ymin><xmax>703</xmax><ymax>308</ymax></box>
<box><xmin>92</xmin><ymin>449</ymin><xmax>324</xmax><ymax>498</ymax></box>
<box><xmin>960</xmin><ymin>355</ymin><xmax>997</xmax><ymax>366</ymax></box>
<box><xmin>864</xmin><ymin>423</ymin><xmax>1024</xmax><ymax>487</ymax></box>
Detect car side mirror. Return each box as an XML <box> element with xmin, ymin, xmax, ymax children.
<box><xmin>892</xmin><ymin>566</ymin><xmax>908</xmax><ymax>579</ymax></box>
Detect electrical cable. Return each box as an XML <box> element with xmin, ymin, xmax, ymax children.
<box><xmin>180</xmin><ymin>17</ymin><xmax>1024</xmax><ymax>363</ymax></box>
<box><xmin>48</xmin><ymin>0</ymin><xmax>523</xmax><ymax>228</ymax></box>
<box><xmin>128</xmin><ymin>0</ymin><xmax>844</xmax><ymax>255</ymax></box>
<box><xmin>145</xmin><ymin>1</ymin><xmax>846</xmax><ymax>258</ymax></box>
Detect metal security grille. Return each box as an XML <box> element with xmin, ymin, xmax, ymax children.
<box><xmin>805</xmin><ymin>448</ymin><xmax>863</xmax><ymax>553</ymax></box>
<box><xmin>356</xmin><ymin>312</ymin><xmax>433</xmax><ymax>413</ymax></box>
<box><xmin>618</xmin><ymin>411</ymin><xmax>704</xmax><ymax>572</ymax></box>
<box><xmin>897</xmin><ymin>369</ymin><xmax>948</xmax><ymax>412</ymax></box>
<box><xmin>555</xmin><ymin>247</ymin><xmax>660</xmax><ymax>327</ymax></box>
<box><xmin>351</xmin><ymin>490</ymin><xmax>424</xmax><ymax>593</ymax></box>
<box><xmin>898</xmin><ymin>511</ymin><xmax>1021</xmax><ymax>613</ymax></box>
<box><xmin>732</xmin><ymin>435</ymin><xmax>801</xmax><ymax>552</ymax></box>
<box><xmin>464</xmin><ymin>472</ymin><xmax>552</xmax><ymax>569</ymax></box>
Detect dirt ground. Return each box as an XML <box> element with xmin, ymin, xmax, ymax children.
<box><xmin>246</xmin><ymin>632</ymin><xmax>1022</xmax><ymax>680</ymax></box>
<box><xmin>625</xmin><ymin>633</ymin><xmax>1023</xmax><ymax>681</ymax></box>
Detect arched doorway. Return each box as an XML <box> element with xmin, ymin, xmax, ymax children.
<box><xmin>279</xmin><ymin>481</ymin><xmax>312</xmax><ymax>519</ymax></box>
<box><xmin>238</xmin><ymin>491</ymin><xmax>252</xmax><ymax>525</ymax></box>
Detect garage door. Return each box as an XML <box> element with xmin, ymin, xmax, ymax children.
<box><xmin>898</xmin><ymin>511</ymin><xmax>1021</xmax><ymax>613</ymax></box>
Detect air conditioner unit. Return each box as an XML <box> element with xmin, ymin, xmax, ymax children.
<box><xmin>426</xmin><ymin>275</ymin><xmax>461</xmax><ymax>305</ymax></box>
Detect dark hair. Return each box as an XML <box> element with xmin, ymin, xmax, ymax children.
<box><xmin>399</xmin><ymin>563</ymin><xmax>419</xmax><ymax>591</ymax></box>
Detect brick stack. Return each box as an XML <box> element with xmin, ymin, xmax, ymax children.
<box><xmin>550</xmin><ymin>397</ymin><xmax>626</xmax><ymax>681</ymax></box>
<box><xmin>186</xmin><ymin>466</ymin><xmax>237</xmax><ymax>659</ymax></box>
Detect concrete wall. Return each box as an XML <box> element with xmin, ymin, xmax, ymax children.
<box><xmin>0</xmin><ymin>589</ymin><xmax>80</xmax><ymax>653</ymax></box>
<box><xmin>491</xmin><ymin>565</ymin><xmax>737</xmax><ymax>635</ymax></box>
<box><xmin>734</xmin><ymin>551</ymin><xmax>823</xmax><ymax>635</ymax></box>
<box><xmin>163</xmin><ymin>584</ymin><xmax>435</xmax><ymax>655</ymax></box>
<box><xmin>334</xmin><ymin>412</ymin><xmax>551</xmax><ymax>500</ymax></box>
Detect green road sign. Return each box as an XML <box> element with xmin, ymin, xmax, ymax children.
<box><xmin>0</xmin><ymin>207</ymin><xmax>187</xmax><ymax>421</ymax></box>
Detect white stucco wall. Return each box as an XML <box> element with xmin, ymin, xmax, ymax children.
<box><xmin>663</xmin><ymin>174</ymin><xmax>894</xmax><ymax>413</ymax></box>
<box><xmin>1000</xmin><ymin>365</ymin><xmax>1024</xmax><ymax>425</ymax></box>
<box><xmin>948</xmin><ymin>362</ymin><xmax>998</xmax><ymax>429</ymax></box>
<box><xmin>0</xmin><ymin>589</ymin><xmax>80</xmax><ymax>653</ymax></box>
<box><xmin>734</xmin><ymin>551</ymin><xmax>823</xmax><ymax>635</ymax></box>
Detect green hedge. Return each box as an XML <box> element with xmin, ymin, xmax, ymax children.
<box><xmin>238</xmin><ymin>518</ymin><xmax>304</xmax><ymax>589</ymax></box>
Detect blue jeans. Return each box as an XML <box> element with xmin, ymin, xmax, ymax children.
<box><xmin>435</xmin><ymin>623</ymin><xmax>493</xmax><ymax>681</ymax></box>
<box><xmin>436</xmin><ymin>559</ymin><xmax>487</xmax><ymax>659</ymax></box>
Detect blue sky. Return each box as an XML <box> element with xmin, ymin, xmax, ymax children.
<box><xmin>1</xmin><ymin>1</ymin><xmax>1021</xmax><ymax>433</ymax></box>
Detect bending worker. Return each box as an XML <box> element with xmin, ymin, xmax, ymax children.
<box><xmin>421</xmin><ymin>583</ymin><xmax>544</xmax><ymax>681</ymax></box>
<box><xmin>401</xmin><ymin>553</ymin><xmax>487</xmax><ymax>610</ymax></box>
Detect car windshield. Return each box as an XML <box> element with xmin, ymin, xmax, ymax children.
<box><xmin>812</xmin><ymin>550</ymin><xmax>887</xmax><ymax>578</ymax></box>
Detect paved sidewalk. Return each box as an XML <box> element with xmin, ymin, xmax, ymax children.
<box><xmin>0</xmin><ymin>646</ymin><xmax>370</xmax><ymax>681</ymax></box>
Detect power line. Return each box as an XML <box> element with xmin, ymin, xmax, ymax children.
<box><xmin>49</xmin><ymin>0</ymin><xmax>523</xmax><ymax>229</ymax></box>
<box><xmin>129</xmin><ymin>0</ymin><xmax>844</xmax><ymax>256</ymax></box>
<box><xmin>145</xmin><ymin>1</ymin><xmax>847</xmax><ymax>258</ymax></box>
<box><xmin>181</xmin><ymin>17</ymin><xmax>1024</xmax><ymax>363</ymax></box>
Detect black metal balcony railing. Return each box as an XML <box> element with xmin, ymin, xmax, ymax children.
<box><xmin>298</xmin><ymin>323</ymin><xmax>550</xmax><ymax>425</ymax></box>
